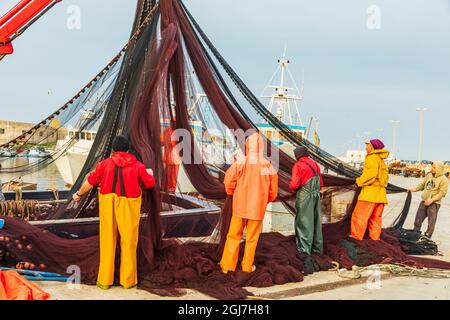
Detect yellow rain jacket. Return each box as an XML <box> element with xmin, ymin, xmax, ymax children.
<box><xmin>356</xmin><ymin>149</ymin><xmax>390</xmax><ymax>204</ymax></box>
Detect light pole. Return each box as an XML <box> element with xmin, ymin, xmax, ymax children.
<box><xmin>390</xmin><ymin>120</ymin><xmax>400</xmax><ymax>157</ymax></box>
<box><xmin>416</xmin><ymin>108</ymin><xmax>428</xmax><ymax>162</ymax></box>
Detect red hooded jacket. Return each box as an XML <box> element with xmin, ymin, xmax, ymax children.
<box><xmin>289</xmin><ymin>156</ymin><xmax>324</xmax><ymax>192</ymax></box>
<box><xmin>87</xmin><ymin>152</ymin><xmax>155</xmax><ymax>198</ymax></box>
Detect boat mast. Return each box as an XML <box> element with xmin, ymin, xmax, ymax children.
<box><xmin>260</xmin><ymin>49</ymin><xmax>303</xmax><ymax>127</ymax></box>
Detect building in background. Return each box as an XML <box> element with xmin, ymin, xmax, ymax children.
<box><xmin>0</xmin><ymin>119</ymin><xmax>66</xmax><ymax>146</ymax></box>
<box><xmin>338</xmin><ymin>150</ymin><xmax>367</xmax><ymax>169</ymax></box>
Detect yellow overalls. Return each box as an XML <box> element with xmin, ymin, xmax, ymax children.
<box><xmin>97</xmin><ymin>166</ymin><xmax>142</xmax><ymax>288</ymax></box>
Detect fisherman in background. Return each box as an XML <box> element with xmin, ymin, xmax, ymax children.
<box><xmin>409</xmin><ymin>161</ymin><xmax>449</xmax><ymax>238</ymax></box>
<box><xmin>73</xmin><ymin>136</ymin><xmax>155</xmax><ymax>289</ymax></box>
<box><xmin>350</xmin><ymin>139</ymin><xmax>389</xmax><ymax>241</ymax></box>
<box><xmin>220</xmin><ymin>132</ymin><xmax>278</xmax><ymax>273</ymax></box>
<box><xmin>160</xmin><ymin>120</ymin><xmax>180</xmax><ymax>193</ymax></box>
<box><xmin>289</xmin><ymin>146</ymin><xmax>324</xmax><ymax>255</ymax></box>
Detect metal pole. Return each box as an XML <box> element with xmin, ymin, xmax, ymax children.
<box><xmin>393</xmin><ymin>126</ymin><xmax>397</xmax><ymax>155</ymax></box>
<box><xmin>416</xmin><ymin>108</ymin><xmax>427</xmax><ymax>162</ymax></box>
<box><xmin>390</xmin><ymin>120</ymin><xmax>400</xmax><ymax>157</ymax></box>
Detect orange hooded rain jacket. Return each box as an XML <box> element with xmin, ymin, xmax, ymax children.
<box><xmin>224</xmin><ymin>133</ymin><xmax>278</xmax><ymax>221</ymax></box>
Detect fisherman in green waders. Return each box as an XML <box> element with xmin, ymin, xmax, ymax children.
<box><xmin>289</xmin><ymin>147</ymin><xmax>324</xmax><ymax>254</ymax></box>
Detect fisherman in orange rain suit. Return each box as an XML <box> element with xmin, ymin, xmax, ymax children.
<box><xmin>160</xmin><ymin>124</ymin><xmax>180</xmax><ymax>192</ymax></box>
<box><xmin>72</xmin><ymin>136</ymin><xmax>155</xmax><ymax>289</ymax></box>
<box><xmin>350</xmin><ymin>139</ymin><xmax>390</xmax><ymax>241</ymax></box>
<box><xmin>220</xmin><ymin>132</ymin><xmax>278</xmax><ymax>273</ymax></box>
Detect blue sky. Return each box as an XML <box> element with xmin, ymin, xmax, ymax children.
<box><xmin>1</xmin><ymin>0</ymin><xmax>449</xmax><ymax>160</ymax></box>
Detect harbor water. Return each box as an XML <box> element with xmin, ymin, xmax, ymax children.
<box><xmin>0</xmin><ymin>157</ymin><xmax>67</xmax><ymax>191</ymax></box>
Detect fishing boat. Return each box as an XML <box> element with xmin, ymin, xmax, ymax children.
<box><xmin>27</xmin><ymin>147</ymin><xmax>51</xmax><ymax>158</ymax></box>
<box><xmin>53</xmin><ymin>125</ymin><xmax>96</xmax><ymax>186</ymax></box>
<box><xmin>51</xmin><ymin>108</ymin><xmax>99</xmax><ymax>186</ymax></box>
<box><xmin>0</xmin><ymin>148</ymin><xmax>16</xmax><ymax>158</ymax></box>
<box><xmin>256</xmin><ymin>51</ymin><xmax>317</xmax><ymax>147</ymax></box>
<box><xmin>16</xmin><ymin>147</ymin><xmax>51</xmax><ymax>158</ymax></box>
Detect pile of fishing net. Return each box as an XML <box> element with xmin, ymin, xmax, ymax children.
<box><xmin>1</xmin><ymin>0</ymin><xmax>450</xmax><ymax>300</ymax></box>
<box><xmin>386</xmin><ymin>229</ymin><xmax>440</xmax><ymax>256</ymax></box>
<box><xmin>2</xmin><ymin>192</ymin><xmax>450</xmax><ymax>300</ymax></box>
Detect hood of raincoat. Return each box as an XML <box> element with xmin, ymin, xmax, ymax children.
<box><xmin>434</xmin><ymin>161</ymin><xmax>445</xmax><ymax>177</ymax></box>
<box><xmin>111</xmin><ymin>152</ymin><xmax>137</xmax><ymax>168</ymax></box>
<box><xmin>223</xmin><ymin>132</ymin><xmax>279</xmax><ymax>221</ymax></box>
<box><xmin>369</xmin><ymin>148</ymin><xmax>390</xmax><ymax>160</ymax></box>
<box><xmin>244</xmin><ymin>132</ymin><xmax>271</xmax><ymax>167</ymax></box>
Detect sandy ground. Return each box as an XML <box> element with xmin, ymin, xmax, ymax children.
<box><xmin>34</xmin><ymin>175</ymin><xmax>450</xmax><ymax>300</ymax></box>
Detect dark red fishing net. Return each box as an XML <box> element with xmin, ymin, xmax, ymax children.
<box><xmin>1</xmin><ymin>0</ymin><xmax>450</xmax><ymax>300</ymax></box>
<box><xmin>2</xmin><ymin>192</ymin><xmax>450</xmax><ymax>300</ymax></box>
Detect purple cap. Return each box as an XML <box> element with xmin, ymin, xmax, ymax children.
<box><xmin>366</xmin><ymin>139</ymin><xmax>385</xmax><ymax>150</ymax></box>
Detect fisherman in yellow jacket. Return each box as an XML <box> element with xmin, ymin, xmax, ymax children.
<box><xmin>350</xmin><ymin>139</ymin><xmax>389</xmax><ymax>240</ymax></box>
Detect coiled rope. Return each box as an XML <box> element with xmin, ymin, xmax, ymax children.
<box><xmin>0</xmin><ymin>200</ymin><xmax>40</xmax><ymax>220</ymax></box>
<box><xmin>330</xmin><ymin>262</ymin><xmax>450</xmax><ymax>280</ymax></box>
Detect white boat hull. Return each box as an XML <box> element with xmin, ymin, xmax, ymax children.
<box><xmin>52</xmin><ymin>138</ymin><xmax>92</xmax><ymax>186</ymax></box>
<box><xmin>53</xmin><ymin>151</ymin><xmax>88</xmax><ymax>186</ymax></box>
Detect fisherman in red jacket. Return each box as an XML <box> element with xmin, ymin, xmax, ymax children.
<box><xmin>289</xmin><ymin>146</ymin><xmax>324</xmax><ymax>255</ymax></box>
<box><xmin>72</xmin><ymin>136</ymin><xmax>155</xmax><ymax>289</ymax></box>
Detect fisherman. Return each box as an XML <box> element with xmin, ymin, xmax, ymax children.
<box><xmin>289</xmin><ymin>146</ymin><xmax>324</xmax><ymax>255</ymax></box>
<box><xmin>160</xmin><ymin>121</ymin><xmax>180</xmax><ymax>192</ymax></box>
<box><xmin>220</xmin><ymin>132</ymin><xmax>278</xmax><ymax>273</ymax></box>
<box><xmin>350</xmin><ymin>139</ymin><xmax>389</xmax><ymax>241</ymax></box>
<box><xmin>408</xmin><ymin>161</ymin><xmax>449</xmax><ymax>238</ymax></box>
<box><xmin>72</xmin><ymin>135</ymin><xmax>155</xmax><ymax>289</ymax></box>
